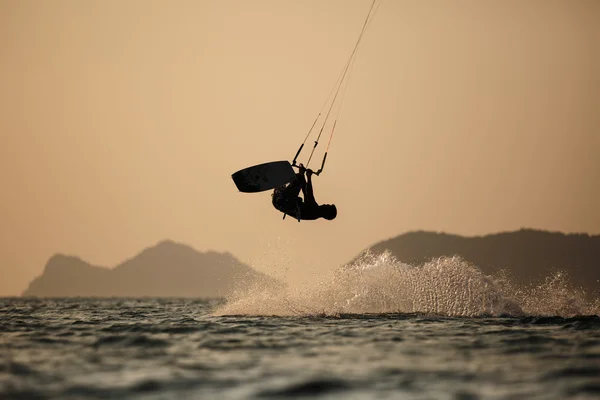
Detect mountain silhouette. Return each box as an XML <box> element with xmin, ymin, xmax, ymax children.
<box><xmin>23</xmin><ymin>230</ymin><xmax>600</xmax><ymax>298</ymax></box>
<box><xmin>22</xmin><ymin>240</ymin><xmax>276</xmax><ymax>297</ymax></box>
<box><xmin>361</xmin><ymin>229</ymin><xmax>600</xmax><ymax>297</ymax></box>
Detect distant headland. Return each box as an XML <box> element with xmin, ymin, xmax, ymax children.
<box><xmin>22</xmin><ymin>240</ymin><xmax>276</xmax><ymax>298</ymax></box>
<box><xmin>362</xmin><ymin>229</ymin><xmax>600</xmax><ymax>297</ymax></box>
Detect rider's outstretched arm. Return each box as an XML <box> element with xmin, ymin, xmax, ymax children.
<box><xmin>285</xmin><ymin>171</ymin><xmax>306</xmax><ymax>198</ymax></box>
<box><xmin>302</xmin><ymin>170</ymin><xmax>318</xmax><ymax>207</ymax></box>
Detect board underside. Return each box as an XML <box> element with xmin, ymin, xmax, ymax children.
<box><xmin>232</xmin><ymin>160</ymin><xmax>296</xmax><ymax>193</ymax></box>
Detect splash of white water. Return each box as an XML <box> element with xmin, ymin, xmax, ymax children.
<box><xmin>216</xmin><ymin>251</ymin><xmax>599</xmax><ymax>317</ymax></box>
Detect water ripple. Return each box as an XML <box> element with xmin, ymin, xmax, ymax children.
<box><xmin>1</xmin><ymin>297</ymin><xmax>599</xmax><ymax>400</ymax></box>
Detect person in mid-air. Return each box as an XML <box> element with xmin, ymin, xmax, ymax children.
<box><xmin>272</xmin><ymin>164</ymin><xmax>337</xmax><ymax>221</ymax></box>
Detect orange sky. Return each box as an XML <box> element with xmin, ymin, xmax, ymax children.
<box><xmin>1</xmin><ymin>0</ymin><xmax>599</xmax><ymax>296</ymax></box>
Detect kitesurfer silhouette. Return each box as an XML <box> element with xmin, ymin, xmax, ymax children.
<box><xmin>271</xmin><ymin>164</ymin><xmax>337</xmax><ymax>221</ymax></box>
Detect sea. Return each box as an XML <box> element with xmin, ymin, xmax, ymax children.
<box><xmin>2</xmin><ymin>254</ymin><xmax>599</xmax><ymax>400</ymax></box>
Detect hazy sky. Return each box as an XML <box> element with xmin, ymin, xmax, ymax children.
<box><xmin>1</xmin><ymin>0</ymin><xmax>599</xmax><ymax>296</ymax></box>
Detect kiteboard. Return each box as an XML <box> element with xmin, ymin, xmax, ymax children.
<box><xmin>231</xmin><ymin>160</ymin><xmax>296</xmax><ymax>193</ymax></box>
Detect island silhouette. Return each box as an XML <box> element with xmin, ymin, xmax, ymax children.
<box><xmin>22</xmin><ymin>240</ymin><xmax>277</xmax><ymax>297</ymax></box>
<box><xmin>23</xmin><ymin>229</ymin><xmax>599</xmax><ymax>298</ymax></box>
<box><xmin>364</xmin><ymin>229</ymin><xmax>600</xmax><ymax>298</ymax></box>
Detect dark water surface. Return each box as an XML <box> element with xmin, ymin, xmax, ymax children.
<box><xmin>1</xmin><ymin>298</ymin><xmax>600</xmax><ymax>399</ymax></box>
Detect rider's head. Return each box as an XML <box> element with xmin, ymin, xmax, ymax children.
<box><xmin>319</xmin><ymin>204</ymin><xmax>337</xmax><ymax>220</ymax></box>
